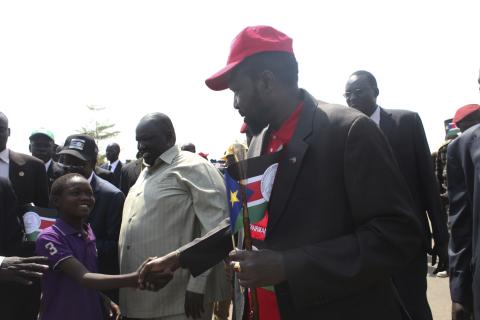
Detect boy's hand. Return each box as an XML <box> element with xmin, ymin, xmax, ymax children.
<box><xmin>101</xmin><ymin>294</ymin><xmax>121</xmax><ymax>320</ymax></box>
<box><xmin>108</xmin><ymin>300</ymin><xmax>121</xmax><ymax>320</ymax></box>
<box><xmin>0</xmin><ymin>256</ymin><xmax>49</xmax><ymax>285</ymax></box>
<box><xmin>138</xmin><ymin>252</ymin><xmax>180</xmax><ymax>290</ymax></box>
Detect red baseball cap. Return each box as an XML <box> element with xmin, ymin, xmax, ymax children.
<box><xmin>453</xmin><ymin>104</ymin><xmax>480</xmax><ymax>124</ymax></box>
<box><xmin>205</xmin><ymin>26</ymin><xmax>294</xmax><ymax>91</ymax></box>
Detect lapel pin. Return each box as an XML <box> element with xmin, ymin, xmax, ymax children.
<box><xmin>289</xmin><ymin>157</ymin><xmax>296</xmax><ymax>164</ymax></box>
<box><xmin>19</xmin><ymin>171</ymin><xmax>25</xmax><ymax>177</ymax></box>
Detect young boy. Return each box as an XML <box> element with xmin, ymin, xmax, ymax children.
<box><xmin>36</xmin><ymin>173</ymin><xmax>170</xmax><ymax>320</ymax></box>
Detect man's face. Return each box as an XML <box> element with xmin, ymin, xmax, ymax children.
<box><xmin>29</xmin><ymin>135</ymin><xmax>54</xmax><ymax>163</ymax></box>
<box><xmin>344</xmin><ymin>75</ymin><xmax>379</xmax><ymax>116</ymax></box>
<box><xmin>58</xmin><ymin>154</ymin><xmax>93</xmax><ymax>179</ymax></box>
<box><xmin>105</xmin><ymin>145</ymin><xmax>119</xmax><ymax>163</ymax></box>
<box><xmin>54</xmin><ymin>177</ymin><xmax>95</xmax><ymax>220</ymax></box>
<box><xmin>136</xmin><ymin>120</ymin><xmax>171</xmax><ymax>166</ymax></box>
<box><xmin>0</xmin><ymin>117</ymin><xmax>10</xmax><ymax>151</ymax></box>
<box><xmin>228</xmin><ymin>68</ymin><xmax>270</xmax><ymax>135</ymax></box>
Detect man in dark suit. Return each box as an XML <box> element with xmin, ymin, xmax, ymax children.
<box><xmin>58</xmin><ymin>134</ymin><xmax>125</xmax><ymax>302</ymax></box>
<box><xmin>447</xmin><ymin>103</ymin><xmax>480</xmax><ymax>320</ymax></box>
<box><xmin>137</xmin><ymin>26</ymin><xmax>423</xmax><ymax>320</ymax></box>
<box><xmin>29</xmin><ymin>128</ymin><xmax>64</xmax><ymax>192</ymax></box>
<box><xmin>0</xmin><ymin>112</ymin><xmax>49</xmax><ymax>320</ymax></box>
<box><xmin>120</xmin><ymin>155</ymin><xmax>143</xmax><ymax>196</ymax></box>
<box><xmin>0</xmin><ymin>113</ymin><xmax>49</xmax><ymax>209</ymax></box>
<box><xmin>0</xmin><ymin>177</ymin><xmax>50</xmax><ymax>320</ymax></box>
<box><xmin>100</xmin><ymin>143</ymin><xmax>122</xmax><ymax>188</ymax></box>
<box><xmin>344</xmin><ymin>70</ymin><xmax>448</xmax><ymax>320</ymax></box>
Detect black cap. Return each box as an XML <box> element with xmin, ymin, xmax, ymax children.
<box><xmin>59</xmin><ymin>134</ymin><xmax>98</xmax><ymax>161</ymax></box>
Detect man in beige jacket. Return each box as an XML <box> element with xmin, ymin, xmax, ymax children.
<box><xmin>119</xmin><ymin>113</ymin><xmax>229</xmax><ymax>320</ymax></box>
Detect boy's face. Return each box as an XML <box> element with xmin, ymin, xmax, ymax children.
<box><xmin>55</xmin><ymin>177</ymin><xmax>95</xmax><ymax>220</ymax></box>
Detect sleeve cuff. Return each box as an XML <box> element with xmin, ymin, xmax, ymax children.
<box><xmin>0</xmin><ymin>256</ymin><xmax>5</xmax><ymax>267</ymax></box>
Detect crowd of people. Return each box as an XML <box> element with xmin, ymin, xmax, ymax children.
<box><xmin>0</xmin><ymin>25</ymin><xmax>479</xmax><ymax>320</ymax></box>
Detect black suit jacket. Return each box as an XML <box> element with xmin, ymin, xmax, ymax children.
<box><xmin>46</xmin><ymin>160</ymin><xmax>64</xmax><ymax>193</ymax></box>
<box><xmin>179</xmin><ymin>91</ymin><xmax>423</xmax><ymax>319</ymax></box>
<box><xmin>95</xmin><ymin>166</ymin><xmax>115</xmax><ymax>185</ymax></box>
<box><xmin>0</xmin><ymin>177</ymin><xmax>22</xmax><ymax>256</ymax></box>
<box><xmin>447</xmin><ymin>123</ymin><xmax>480</xmax><ymax>317</ymax></box>
<box><xmin>88</xmin><ymin>174</ymin><xmax>125</xmax><ymax>275</ymax></box>
<box><xmin>120</xmin><ymin>158</ymin><xmax>143</xmax><ymax>196</ymax></box>
<box><xmin>100</xmin><ymin>161</ymin><xmax>123</xmax><ymax>189</ymax></box>
<box><xmin>8</xmin><ymin>150</ymin><xmax>49</xmax><ymax>209</ymax></box>
<box><xmin>379</xmin><ymin>108</ymin><xmax>448</xmax><ymax>249</ymax></box>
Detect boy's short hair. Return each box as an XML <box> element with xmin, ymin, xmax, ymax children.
<box><xmin>50</xmin><ymin>173</ymin><xmax>86</xmax><ymax>201</ymax></box>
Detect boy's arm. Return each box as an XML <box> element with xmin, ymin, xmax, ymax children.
<box><xmin>58</xmin><ymin>257</ymin><xmax>137</xmax><ymax>290</ymax></box>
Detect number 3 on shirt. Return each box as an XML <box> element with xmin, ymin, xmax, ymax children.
<box><xmin>45</xmin><ymin>242</ymin><xmax>58</xmax><ymax>256</ymax></box>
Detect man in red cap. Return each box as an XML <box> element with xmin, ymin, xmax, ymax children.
<box><xmin>138</xmin><ymin>26</ymin><xmax>422</xmax><ymax>320</ymax></box>
<box><xmin>452</xmin><ymin>103</ymin><xmax>480</xmax><ymax>132</ymax></box>
<box><xmin>448</xmin><ymin>101</ymin><xmax>480</xmax><ymax>320</ymax></box>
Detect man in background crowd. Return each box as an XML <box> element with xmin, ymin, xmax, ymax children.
<box><xmin>100</xmin><ymin>142</ymin><xmax>123</xmax><ymax>188</ymax></box>
<box><xmin>344</xmin><ymin>70</ymin><xmax>448</xmax><ymax>320</ymax></box>
<box><xmin>0</xmin><ymin>112</ymin><xmax>49</xmax><ymax>320</ymax></box>
<box><xmin>447</xmin><ymin>102</ymin><xmax>480</xmax><ymax>320</ymax></box>
<box><xmin>29</xmin><ymin>128</ymin><xmax>64</xmax><ymax>192</ymax></box>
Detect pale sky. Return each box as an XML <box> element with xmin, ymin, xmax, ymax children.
<box><xmin>1</xmin><ymin>0</ymin><xmax>479</xmax><ymax>161</ymax></box>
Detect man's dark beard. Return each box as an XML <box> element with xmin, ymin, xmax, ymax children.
<box><xmin>244</xmin><ymin>117</ymin><xmax>267</xmax><ymax>135</ymax></box>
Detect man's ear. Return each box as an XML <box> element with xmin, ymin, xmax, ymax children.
<box><xmin>29</xmin><ymin>143</ymin><xmax>32</xmax><ymax>153</ymax></box>
<box><xmin>374</xmin><ymin>87</ymin><xmax>380</xmax><ymax>98</ymax></box>
<box><xmin>257</xmin><ymin>70</ymin><xmax>276</xmax><ymax>96</ymax></box>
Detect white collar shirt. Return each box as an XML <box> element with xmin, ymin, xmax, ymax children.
<box><xmin>369</xmin><ymin>105</ymin><xmax>381</xmax><ymax>126</ymax></box>
<box><xmin>0</xmin><ymin>148</ymin><xmax>10</xmax><ymax>179</ymax></box>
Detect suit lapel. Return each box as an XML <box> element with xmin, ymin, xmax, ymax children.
<box><xmin>8</xmin><ymin>151</ymin><xmax>25</xmax><ymax>185</ymax></box>
<box><xmin>90</xmin><ymin>175</ymin><xmax>100</xmax><ymax>218</ymax></box>
<box><xmin>266</xmin><ymin>91</ymin><xmax>316</xmax><ymax>234</ymax></box>
<box><xmin>379</xmin><ymin>107</ymin><xmax>395</xmax><ymax>141</ymax></box>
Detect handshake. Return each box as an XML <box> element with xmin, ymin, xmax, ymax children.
<box><xmin>136</xmin><ymin>250</ymin><xmax>181</xmax><ymax>291</ymax></box>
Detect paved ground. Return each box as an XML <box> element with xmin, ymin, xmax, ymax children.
<box><xmin>427</xmin><ymin>265</ymin><xmax>451</xmax><ymax>320</ymax></box>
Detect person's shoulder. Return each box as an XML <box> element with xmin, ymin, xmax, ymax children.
<box><xmin>93</xmin><ymin>175</ymin><xmax>123</xmax><ymax>195</ymax></box>
<box><xmin>382</xmin><ymin>108</ymin><xmax>418</xmax><ymax>119</ymax></box>
<box><xmin>454</xmin><ymin>124</ymin><xmax>480</xmax><ymax>147</ymax></box>
<box><xmin>9</xmin><ymin>150</ymin><xmax>45</xmax><ymax>167</ymax></box>
<box><xmin>36</xmin><ymin>225</ymin><xmax>62</xmax><ymax>243</ymax></box>
<box><xmin>314</xmin><ymin>99</ymin><xmax>368</xmax><ymax>129</ymax></box>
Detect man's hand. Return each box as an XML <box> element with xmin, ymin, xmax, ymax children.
<box><xmin>229</xmin><ymin>249</ymin><xmax>286</xmax><ymax>288</ymax></box>
<box><xmin>185</xmin><ymin>291</ymin><xmax>204</xmax><ymax>319</ymax></box>
<box><xmin>0</xmin><ymin>256</ymin><xmax>49</xmax><ymax>285</ymax></box>
<box><xmin>431</xmin><ymin>242</ymin><xmax>448</xmax><ymax>274</ymax></box>
<box><xmin>138</xmin><ymin>252</ymin><xmax>180</xmax><ymax>290</ymax></box>
<box><xmin>452</xmin><ymin>302</ymin><xmax>472</xmax><ymax>320</ymax></box>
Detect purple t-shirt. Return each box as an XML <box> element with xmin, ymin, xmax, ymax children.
<box><xmin>36</xmin><ymin>219</ymin><xmax>104</xmax><ymax>320</ymax></box>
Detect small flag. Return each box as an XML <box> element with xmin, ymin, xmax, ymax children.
<box><xmin>225</xmin><ymin>171</ymin><xmax>244</xmax><ymax>232</ymax></box>
<box><xmin>21</xmin><ymin>205</ymin><xmax>58</xmax><ymax>241</ymax></box>
<box><xmin>225</xmin><ymin>151</ymin><xmax>280</xmax><ymax>236</ymax></box>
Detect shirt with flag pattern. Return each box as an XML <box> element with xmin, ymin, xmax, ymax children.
<box><xmin>250</xmin><ymin>101</ymin><xmax>303</xmax><ymax>320</ymax></box>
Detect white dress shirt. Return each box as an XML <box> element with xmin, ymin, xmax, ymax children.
<box><xmin>0</xmin><ymin>148</ymin><xmax>10</xmax><ymax>179</ymax></box>
<box><xmin>108</xmin><ymin>159</ymin><xmax>120</xmax><ymax>172</ymax></box>
<box><xmin>44</xmin><ymin>159</ymin><xmax>52</xmax><ymax>172</ymax></box>
<box><xmin>369</xmin><ymin>105</ymin><xmax>381</xmax><ymax>126</ymax></box>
